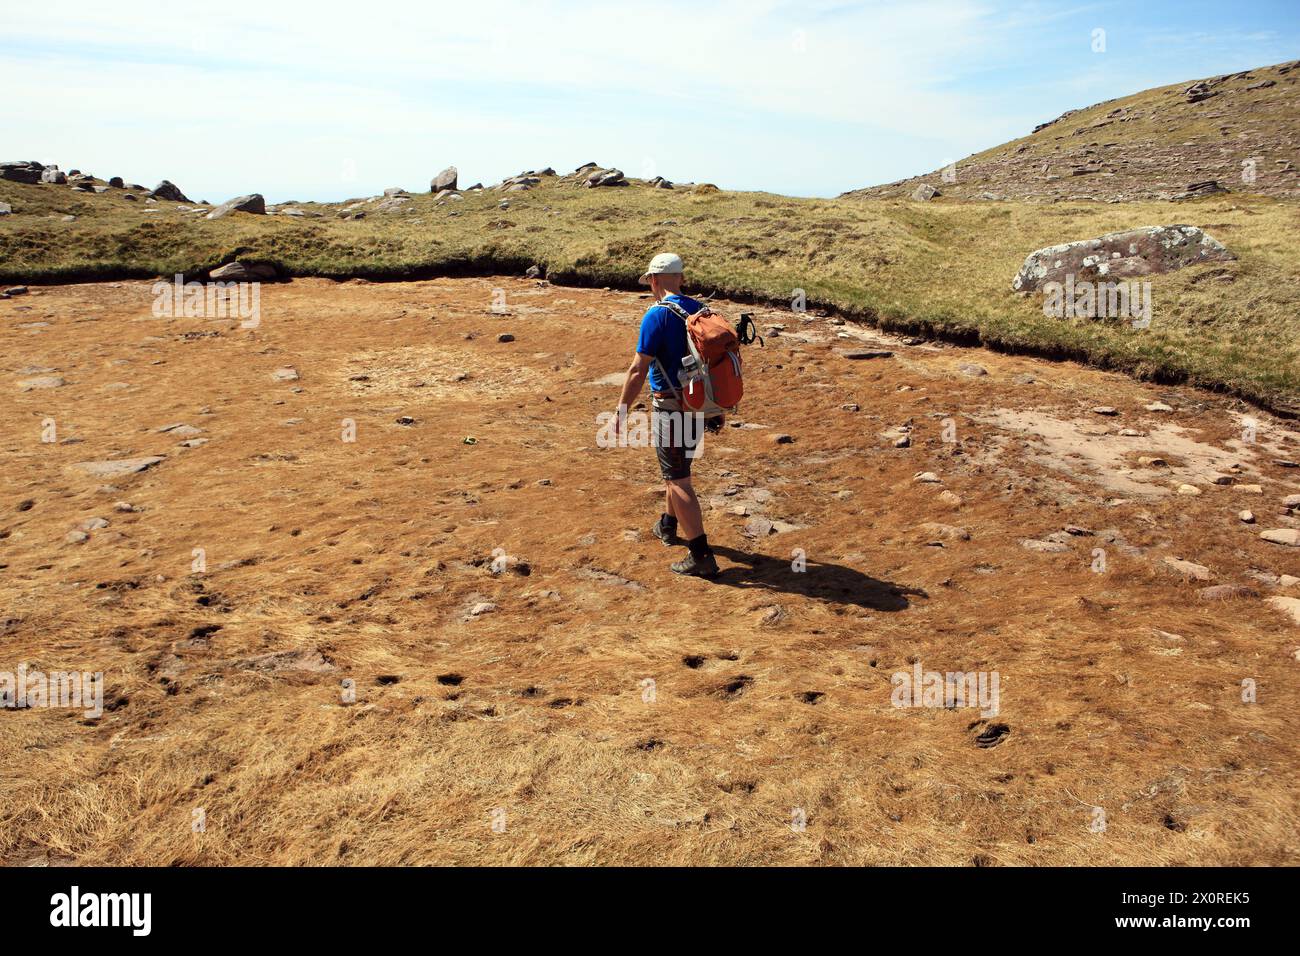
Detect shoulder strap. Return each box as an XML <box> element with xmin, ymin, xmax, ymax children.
<box><xmin>657</xmin><ymin>298</ymin><xmax>694</xmax><ymax>321</ymax></box>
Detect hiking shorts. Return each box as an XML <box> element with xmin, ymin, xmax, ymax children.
<box><xmin>652</xmin><ymin>396</ymin><xmax>719</xmax><ymax>482</ymax></box>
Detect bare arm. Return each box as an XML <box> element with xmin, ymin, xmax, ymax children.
<box><xmin>614</xmin><ymin>353</ymin><xmax>654</xmax><ymax>429</ymax></box>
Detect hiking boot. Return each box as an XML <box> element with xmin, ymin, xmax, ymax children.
<box><xmin>652</xmin><ymin>515</ymin><xmax>680</xmax><ymax>546</ymax></box>
<box><xmin>671</xmin><ymin>551</ymin><xmax>719</xmax><ymax>578</ymax></box>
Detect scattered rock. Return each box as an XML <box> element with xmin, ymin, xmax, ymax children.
<box><xmin>210</xmin><ymin>261</ymin><xmax>276</xmax><ymax>281</ymax></box>
<box><xmin>1145</xmin><ymin>401</ymin><xmax>1174</xmax><ymax>412</ymax></box>
<box><xmin>1260</xmin><ymin>529</ymin><xmax>1300</xmax><ymax>547</ymax></box>
<box><xmin>1021</xmin><ymin>539</ymin><xmax>1070</xmax><ymax>553</ymax></box>
<box><xmin>772</xmin><ymin>433</ymin><xmax>794</xmax><ymax>444</ymax></box>
<box><xmin>1239</xmin><ymin>510</ymin><xmax>1256</xmax><ymax>524</ymax></box>
<box><xmin>73</xmin><ymin>457</ymin><xmax>165</xmax><ymax>479</ymax></box>
<box><xmin>497</xmin><ymin>333</ymin><xmax>515</xmax><ymax>343</ymax></box>
<box><xmin>206</xmin><ymin>194</ymin><xmax>266</xmax><ymax>219</ymax></box>
<box><xmin>1197</xmin><ymin>584</ymin><xmax>1259</xmax><ymax>601</ymax></box>
<box><xmin>957</xmin><ymin>363</ymin><xmax>987</xmax><ymax>377</ymax></box>
<box><xmin>911</xmin><ymin>183</ymin><xmax>939</xmax><ymax>201</ymax></box>
<box><xmin>743</xmin><ymin>517</ymin><xmax>774</xmax><ymax>538</ymax></box>
<box><xmin>18</xmin><ymin>375</ymin><xmax>65</xmax><ymax>391</ymax></box>
<box><xmin>914</xmin><ymin>472</ymin><xmax>941</xmax><ymax>484</ymax></box>
<box><xmin>271</xmin><ymin>367</ymin><xmax>300</xmax><ymax>382</ymax></box>
<box><xmin>1162</xmin><ymin>556</ymin><xmax>1212</xmax><ymax>581</ymax></box>
<box><xmin>1091</xmin><ymin>406</ymin><xmax>1118</xmax><ymax>416</ymax></box>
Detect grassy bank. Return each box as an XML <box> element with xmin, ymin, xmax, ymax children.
<box><xmin>2</xmin><ymin>175</ymin><xmax>1298</xmax><ymax>412</ymax></box>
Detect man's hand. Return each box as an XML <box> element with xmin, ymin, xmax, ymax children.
<box><xmin>611</xmin><ymin>404</ymin><xmax>627</xmax><ymax>438</ymax></box>
<box><xmin>616</xmin><ymin>353</ymin><xmax>653</xmax><ymax>428</ymax></box>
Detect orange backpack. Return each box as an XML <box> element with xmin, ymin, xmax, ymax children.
<box><xmin>657</xmin><ymin>299</ymin><xmax>744</xmax><ymax>414</ymax></box>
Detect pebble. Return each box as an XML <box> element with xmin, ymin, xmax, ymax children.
<box><xmin>1197</xmin><ymin>584</ymin><xmax>1259</xmax><ymax>601</ymax></box>
<box><xmin>1091</xmin><ymin>406</ymin><xmax>1118</xmax><ymax>416</ymax></box>
<box><xmin>957</xmin><ymin>363</ymin><xmax>987</xmax><ymax>377</ymax></box>
<box><xmin>772</xmin><ymin>434</ymin><xmax>794</xmax><ymax>444</ymax></box>
<box><xmin>1145</xmin><ymin>401</ymin><xmax>1174</xmax><ymax>412</ymax></box>
<box><xmin>498</xmin><ymin>333</ymin><xmax>515</xmax><ymax>343</ymax></box>
<box><xmin>65</xmin><ymin>530</ymin><xmax>89</xmax><ymax>544</ymax></box>
<box><xmin>914</xmin><ymin>472</ymin><xmax>941</xmax><ymax>483</ymax></box>
<box><xmin>469</xmin><ymin>602</ymin><xmax>497</xmax><ymax>617</ymax></box>
<box><xmin>1239</xmin><ymin>510</ymin><xmax>1256</xmax><ymax>524</ymax></box>
<box><xmin>1176</xmin><ymin>484</ymin><xmax>1202</xmax><ymax>496</ymax></box>
<box><xmin>1021</xmin><ymin>539</ymin><xmax>1070</xmax><ymax>553</ymax></box>
<box><xmin>271</xmin><ymin>367</ymin><xmax>299</xmax><ymax>382</ymax></box>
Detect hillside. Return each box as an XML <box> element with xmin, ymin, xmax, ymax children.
<box><xmin>843</xmin><ymin>60</ymin><xmax>1300</xmax><ymax>203</ymax></box>
<box><xmin>3</xmin><ymin>164</ymin><xmax>1299</xmax><ymax>414</ymax></box>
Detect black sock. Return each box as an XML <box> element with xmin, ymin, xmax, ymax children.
<box><xmin>660</xmin><ymin>513</ymin><xmax>678</xmax><ymax>531</ymax></box>
<box><xmin>687</xmin><ymin>533</ymin><xmax>711</xmax><ymax>559</ymax></box>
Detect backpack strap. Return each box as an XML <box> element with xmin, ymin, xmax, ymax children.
<box><xmin>656</xmin><ymin>298</ymin><xmax>695</xmax><ymax>321</ymax></box>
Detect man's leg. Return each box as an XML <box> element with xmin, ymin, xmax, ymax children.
<box><xmin>665</xmin><ymin>477</ymin><xmax>704</xmax><ymax>540</ymax></box>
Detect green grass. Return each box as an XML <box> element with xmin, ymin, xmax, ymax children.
<box><xmin>2</xmin><ymin>173</ymin><xmax>1298</xmax><ymax>412</ymax></box>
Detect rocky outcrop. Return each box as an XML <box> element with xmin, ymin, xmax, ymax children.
<box><xmin>1</xmin><ymin>161</ymin><xmax>43</xmax><ymax>184</ymax></box>
<box><xmin>584</xmin><ymin>168</ymin><xmax>626</xmax><ymax>188</ymax></box>
<box><xmin>1011</xmin><ymin>225</ymin><xmax>1234</xmax><ymax>292</ymax></box>
<box><xmin>206</xmin><ymin>194</ymin><xmax>267</xmax><ymax>220</ymax></box>
<box><xmin>431</xmin><ymin>166</ymin><xmax>458</xmax><ymax>193</ymax></box>
<box><xmin>148</xmin><ymin>180</ymin><xmax>191</xmax><ymax>202</ymax></box>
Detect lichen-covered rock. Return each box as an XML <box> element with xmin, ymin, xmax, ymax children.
<box><xmin>1012</xmin><ymin>225</ymin><xmax>1234</xmax><ymax>292</ymax></box>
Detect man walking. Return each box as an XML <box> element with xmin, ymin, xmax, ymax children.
<box><xmin>613</xmin><ymin>253</ymin><xmax>720</xmax><ymax>577</ymax></box>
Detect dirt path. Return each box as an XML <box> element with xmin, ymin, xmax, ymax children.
<box><xmin>2</xmin><ymin>276</ymin><xmax>1298</xmax><ymax>865</ymax></box>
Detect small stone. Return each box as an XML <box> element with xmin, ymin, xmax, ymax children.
<box><xmin>114</xmin><ymin>501</ymin><xmax>137</xmax><ymax>513</ymax></box>
<box><xmin>914</xmin><ymin>472</ymin><xmax>941</xmax><ymax>484</ymax></box>
<box><xmin>272</xmin><ymin>367</ymin><xmax>299</xmax><ymax>382</ymax></box>
<box><xmin>1145</xmin><ymin>401</ymin><xmax>1174</xmax><ymax>412</ymax></box>
<box><xmin>469</xmin><ymin>602</ymin><xmax>497</xmax><ymax>617</ymax></box>
<box><xmin>1091</xmin><ymin>406</ymin><xmax>1118</xmax><ymax>416</ymax></box>
<box><xmin>1176</xmin><ymin>484</ymin><xmax>1202</xmax><ymax>496</ymax></box>
<box><xmin>743</xmin><ymin>517</ymin><xmax>774</xmax><ymax>538</ymax></box>
<box><xmin>957</xmin><ymin>363</ymin><xmax>987</xmax><ymax>377</ymax></box>
<box><xmin>65</xmin><ymin>530</ymin><xmax>89</xmax><ymax>544</ymax></box>
<box><xmin>1273</xmin><ymin>460</ymin><xmax>1299</xmax><ymax>469</ymax></box>
<box><xmin>18</xmin><ymin>375</ymin><xmax>65</xmax><ymax>391</ymax></box>
<box><xmin>894</xmin><ymin>436</ymin><xmax>911</xmax><ymax>448</ymax></box>
<box><xmin>840</xmin><ymin>403</ymin><xmax>860</xmax><ymax>412</ymax></box>
<box><xmin>1239</xmin><ymin>510</ymin><xmax>1255</xmax><ymax>524</ymax></box>
<box><xmin>497</xmin><ymin>333</ymin><xmax>515</xmax><ymax>343</ymax></box>
<box><xmin>772</xmin><ymin>434</ymin><xmax>794</xmax><ymax>444</ymax></box>
<box><xmin>1021</xmin><ymin>539</ymin><xmax>1070</xmax><ymax>553</ymax></box>
<box><xmin>1163</xmin><ymin>556</ymin><xmax>1212</xmax><ymax>581</ymax></box>
<box><xmin>79</xmin><ymin>517</ymin><xmax>109</xmax><ymax>531</ymax></box>
<box><xmin>938</xmin><ymin>490</ymin><xmax>962</xmax><ymax>506</ymax></box>
<box><xmin>1197</xmin><ymin>584</ymin><xmax>1259</xmax><ymax>601</ymax></box>
<box><xmin>1284</xmin><ymin>494</ymin><xmax>1300</xmax><ymax>509</ymax></box>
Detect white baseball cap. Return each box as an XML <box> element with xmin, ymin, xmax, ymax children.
<box><xmin>639</xmin><ymin>252</ymin><xmax>684</xmax><ymax>285</ymax></box>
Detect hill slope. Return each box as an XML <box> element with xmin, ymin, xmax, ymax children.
<box><xmin>843</xmin><ymin>60</ymin><xmax>1300</xmax><ymax>203</ymax></box>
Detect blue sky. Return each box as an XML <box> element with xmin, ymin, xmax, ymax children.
<box><xmin>2</xmin><ymin>0</ymin><xmax>1297</xmax><ymax>202</ymax></box>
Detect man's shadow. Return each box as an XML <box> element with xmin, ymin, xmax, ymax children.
<box><xmin>709</xmin><ymin>545</ymin><xmax>925</xmax><ymax>612</ymax></box>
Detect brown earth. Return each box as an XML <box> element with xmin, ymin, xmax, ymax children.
<box><xmin>2</xmin><ymin>276</ymin><xmax>1299</xmax><ymax>866</ymax></box>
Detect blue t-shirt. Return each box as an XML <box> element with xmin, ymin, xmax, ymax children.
<box><xmin>636</xmin><ymin>293</ymin><xmax>704</xmax><ymax>393</ymax></box>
